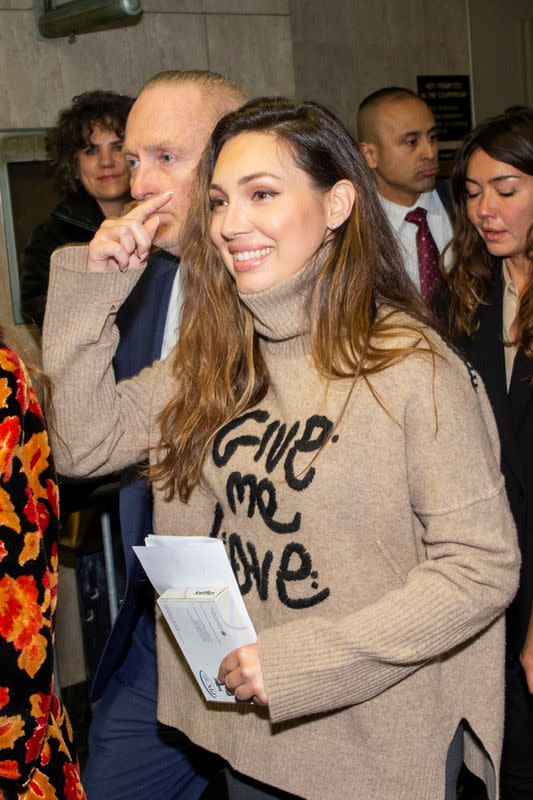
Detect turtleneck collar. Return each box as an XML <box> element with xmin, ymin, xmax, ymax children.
<box><xmin>237</xmin><ymin>262</ymin><xmax>314</xmax><ymax>355</ymax></box>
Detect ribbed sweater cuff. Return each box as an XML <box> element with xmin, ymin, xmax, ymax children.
<box><xmin>44</xmin><ymin>246</ymin><xmax>144</xmax><ymax>345</ymax></box>
<box><xmin>50</xmin><ymin>245</ymin><xmax>143</xmax><ymax>302</ymax></box>
<box><xmin>258</xmin><ymin>564</ymin><xmax>507</xmax><ymax>725</ymax></box>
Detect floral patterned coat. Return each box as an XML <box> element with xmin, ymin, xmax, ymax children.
<box><xmin>0</xmin><ymin>345</ymin><xmax>85</xmax><ymax>800</ymax></box>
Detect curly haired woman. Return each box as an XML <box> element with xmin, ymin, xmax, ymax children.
<box><xmin>21</xmin><ymin>90</ymin><xmax>133</xmax><ymax>330</ymax></box>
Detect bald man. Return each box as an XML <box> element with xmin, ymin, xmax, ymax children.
<box><xmin>357</xmin><ymin>87</ymin><xmax>453</xmax><ymax>302</ymax></box>
<box><xmin>45</xmin><ymin>69</ymin><xmax>246</xmax><ymax>800</ymax></box>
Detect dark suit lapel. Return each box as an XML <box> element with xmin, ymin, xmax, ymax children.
<box><xmin>114</xmin><ymin>250</ymin><xmax>179</xmax><ymax>380</ymax></box>
<box><xmin>465</xmin><ymin>274</ymin><xmax>525</xmax><ymax>488</ymax></box>
<box><xmin>435</xmin><ymin>179</ymin><xmax>454</xmax><ymax>224</ymax></box>
<box><xmin>509</xmin><ymin>348</ymin><xmax>533</xmax><ymax>434</ymax></box>
<box><xmin>466</xmin><ymin>277</ymin><xmax>506</xmax><ymax>418</ymax></box>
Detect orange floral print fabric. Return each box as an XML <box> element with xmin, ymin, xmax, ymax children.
<box><xmin>0</xmin><ymin>346</ymin><xmax>85</xmax><ymax>799</ymax></box>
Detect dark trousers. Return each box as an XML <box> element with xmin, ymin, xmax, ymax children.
<box><xmin>445</xmin><ymin>724</ymin><xmax>463</xmax><ymax>800</ymax></box>
<box><xmin>225</xmin><ymin>769</ymin><xmax>302</xmax><ymax>800</ymax></box>
<box><xmin>501</xmin><ymin>658</ymin><xmax>533</xmax><ymax>799</ymax></box>
<box><xmin>82</xmin><ymin>632</ymin><xmax>221</xmax><ymax>800</ymax></box>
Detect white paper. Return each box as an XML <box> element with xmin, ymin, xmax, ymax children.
<box><xmin>134</xmin><ymin>535</ymin><xmax>257</xmax><ymax>703</ymax></box>
<box><xmin>134</xmin><ymin>536</ymin><xmax>253</xmax><ymax>630</ymax></box>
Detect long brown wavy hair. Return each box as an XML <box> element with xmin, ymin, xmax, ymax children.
<box><xmin>152</xmin><ymin>98</ymin><xmax>442</xmax><ymax>501</ymax></box>
<box><xmin>444</xmin><ymin>108</ymin><xmax>533</xmax><ymax>349</ymax></box>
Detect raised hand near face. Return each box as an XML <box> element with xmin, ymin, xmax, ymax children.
<box><xmin>87</xmin><ymin>191</ymin><xmax>173</xmax><ymax>273</ymax></box>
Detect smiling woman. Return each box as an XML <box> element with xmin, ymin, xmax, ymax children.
<box><xmin>43</xmin><ymin>97</ymin><xmax>520</xmax><ymax>800</ymax></box>
<box><xmin>20</xmin><ymin>90</ymin><xmax>133</xmax><ymax>329</ymax></box>
<box><xmin>208</xmin><ymin>130</ymin><xmax>354</xmax><ymax>294</ymax></box>
<box><xmin>76</xmin><ymin>125</ymin><xmax>130</xmax><ymax>218</ymax></box>
<box><xmin>435</xmin><ymin>106</ymin><xmax>533</xmax><ymax>799</ymax></box>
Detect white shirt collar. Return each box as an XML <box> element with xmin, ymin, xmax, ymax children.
<box><xmin>380</xmin><ymin>190</ymin><xmax>439</xmax><ymax>234</ymax></box>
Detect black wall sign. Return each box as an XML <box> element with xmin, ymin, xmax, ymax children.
<box><xmin>417</xmin><ymin>75</ymin><xmax>472</xmax><ymax>141</ymax></box>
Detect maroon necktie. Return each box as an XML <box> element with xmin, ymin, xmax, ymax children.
<box><xmin>404</xmin><ymin>207</ymin><xmax>440</xmax><ymax>303</ymax></box>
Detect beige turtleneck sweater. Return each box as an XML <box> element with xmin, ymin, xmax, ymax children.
<box><xmin>43</xmin><ymin>246</ymin><xmax>519</xmax><ymax>800</ymax></box>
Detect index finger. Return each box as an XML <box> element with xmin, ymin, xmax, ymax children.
<box><xmin>125</xmin><ymin>191</ymin><xmax>173</xmax><ymax>222</ymax></box>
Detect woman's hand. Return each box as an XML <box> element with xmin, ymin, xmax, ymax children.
<box><xmin>520</xmin><ymin>604</ymin><xmax>533</xmax><ymax>693</ymax></box>
<box><xmin>218</xmin><ymin>643</ymin><xmax>268</xmax><ymax>706</ymax></box>
<box><xmin>86</xmin><ymin>192</ymin><xmax>172</xmax><ymax>273</ymax></box>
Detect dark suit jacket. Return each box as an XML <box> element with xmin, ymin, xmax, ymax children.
<box><xmin>435</xmin><ymin>268</ymin><xmax>533</xmax><ymax>658</ymax></box>
<box><xmin>435</xmin><ymin>178</ymin><xmax>454</xmax><ymax>224</ymax></box>
<box><xmin>90</xmin><ymin>249</ymin><xmax>179</xmax><ymax>701</ymax></box>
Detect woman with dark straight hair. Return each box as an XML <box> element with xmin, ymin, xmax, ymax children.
<box><xmin>436</xmin><ymin>107</ymin><xmax>533</xmax><ymax>800</ymax></box>
<box><xmin>43</xmin><ymin>98</ymin><xmax>519</xmax><ymax>800</ymax></box>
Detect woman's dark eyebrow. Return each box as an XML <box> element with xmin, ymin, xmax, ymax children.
<box><xmin>489</xmin><ymin>175</ymin><xmax>521</xmax><ymax>184</ymax></box>
<box><xmin>465</xmin><ymin>175</ymin><xmax>521</xmax><ymax>185</ymax></box>
<box><xmin>238</xmin><ymin>172</ymin><xmax>282</xmax><ymax>185</ymax></box>
<box><xmin>210</xmin><ymin>172</ymin><xmax>282</xmax><ymax>193</ymax></box>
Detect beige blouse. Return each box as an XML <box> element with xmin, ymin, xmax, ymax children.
<box><xmin>502</xmin><ymin>261</ymin><xmax>519</xmax><ymax>390</ymax></box>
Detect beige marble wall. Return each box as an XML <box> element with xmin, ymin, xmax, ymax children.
<box><xmin>0</xmin><ymin>0</ymin><xmax>295</xmax><ymax>351</ymax></box>
<box><xmin>289</xmin><ymin>0</ymin><xmax>470</xmax><ymax>127</ymax></box>
<box><xmin>469</xmin><ymin>0</ymin><xmax>533</xmax><ymax>123</ymax></box>
<box><xmin>0</xmin><ymin>0</ymin><xmax>294</xmax><ymax>127</ymax></box>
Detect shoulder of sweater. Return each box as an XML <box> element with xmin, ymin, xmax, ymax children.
<box><xmin>373</xmin><ymin>306</ymin><xmax>453</xmax><ymax>362</ymax></box>
<box><xmin>369</xmin><ymin>309</ymin><xmax>478</xmax><ymax>406</ymax></box>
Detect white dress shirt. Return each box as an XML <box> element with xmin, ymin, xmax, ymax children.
<box><xmin>380</xmin><ymin>189</ymin><xmax>453</xmax><ymax>292</ymax></box>
<box><xmin>160</xmin><ymin>267</ymin><xmax>182</xmax><ymax>359</ymax></box>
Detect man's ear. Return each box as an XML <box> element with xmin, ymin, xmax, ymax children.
<box><xmin>327</xmin><ymin>179</ymin><xmax>356</xmax><ymax>230</ymax></box>
<box><xmin>358</xmin><ymin>140</ymin><xmax>377</xmax><ymax>169</ymax></box>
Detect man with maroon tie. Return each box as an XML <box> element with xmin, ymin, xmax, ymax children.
<box><xmin>357</xmin><ymin>87</ymin><xmax>453</xmax><ymax>303</ymax></box>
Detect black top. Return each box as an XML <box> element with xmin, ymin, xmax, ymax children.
<box><xmin>434</xmin><ymin>268</ymin><xmax>533</xmax><ymax>657</ymax></box>
<box><xmin>21</xmin><ymin>186</ymin><xmax>104</xmax><ymax>329</ymax></box>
